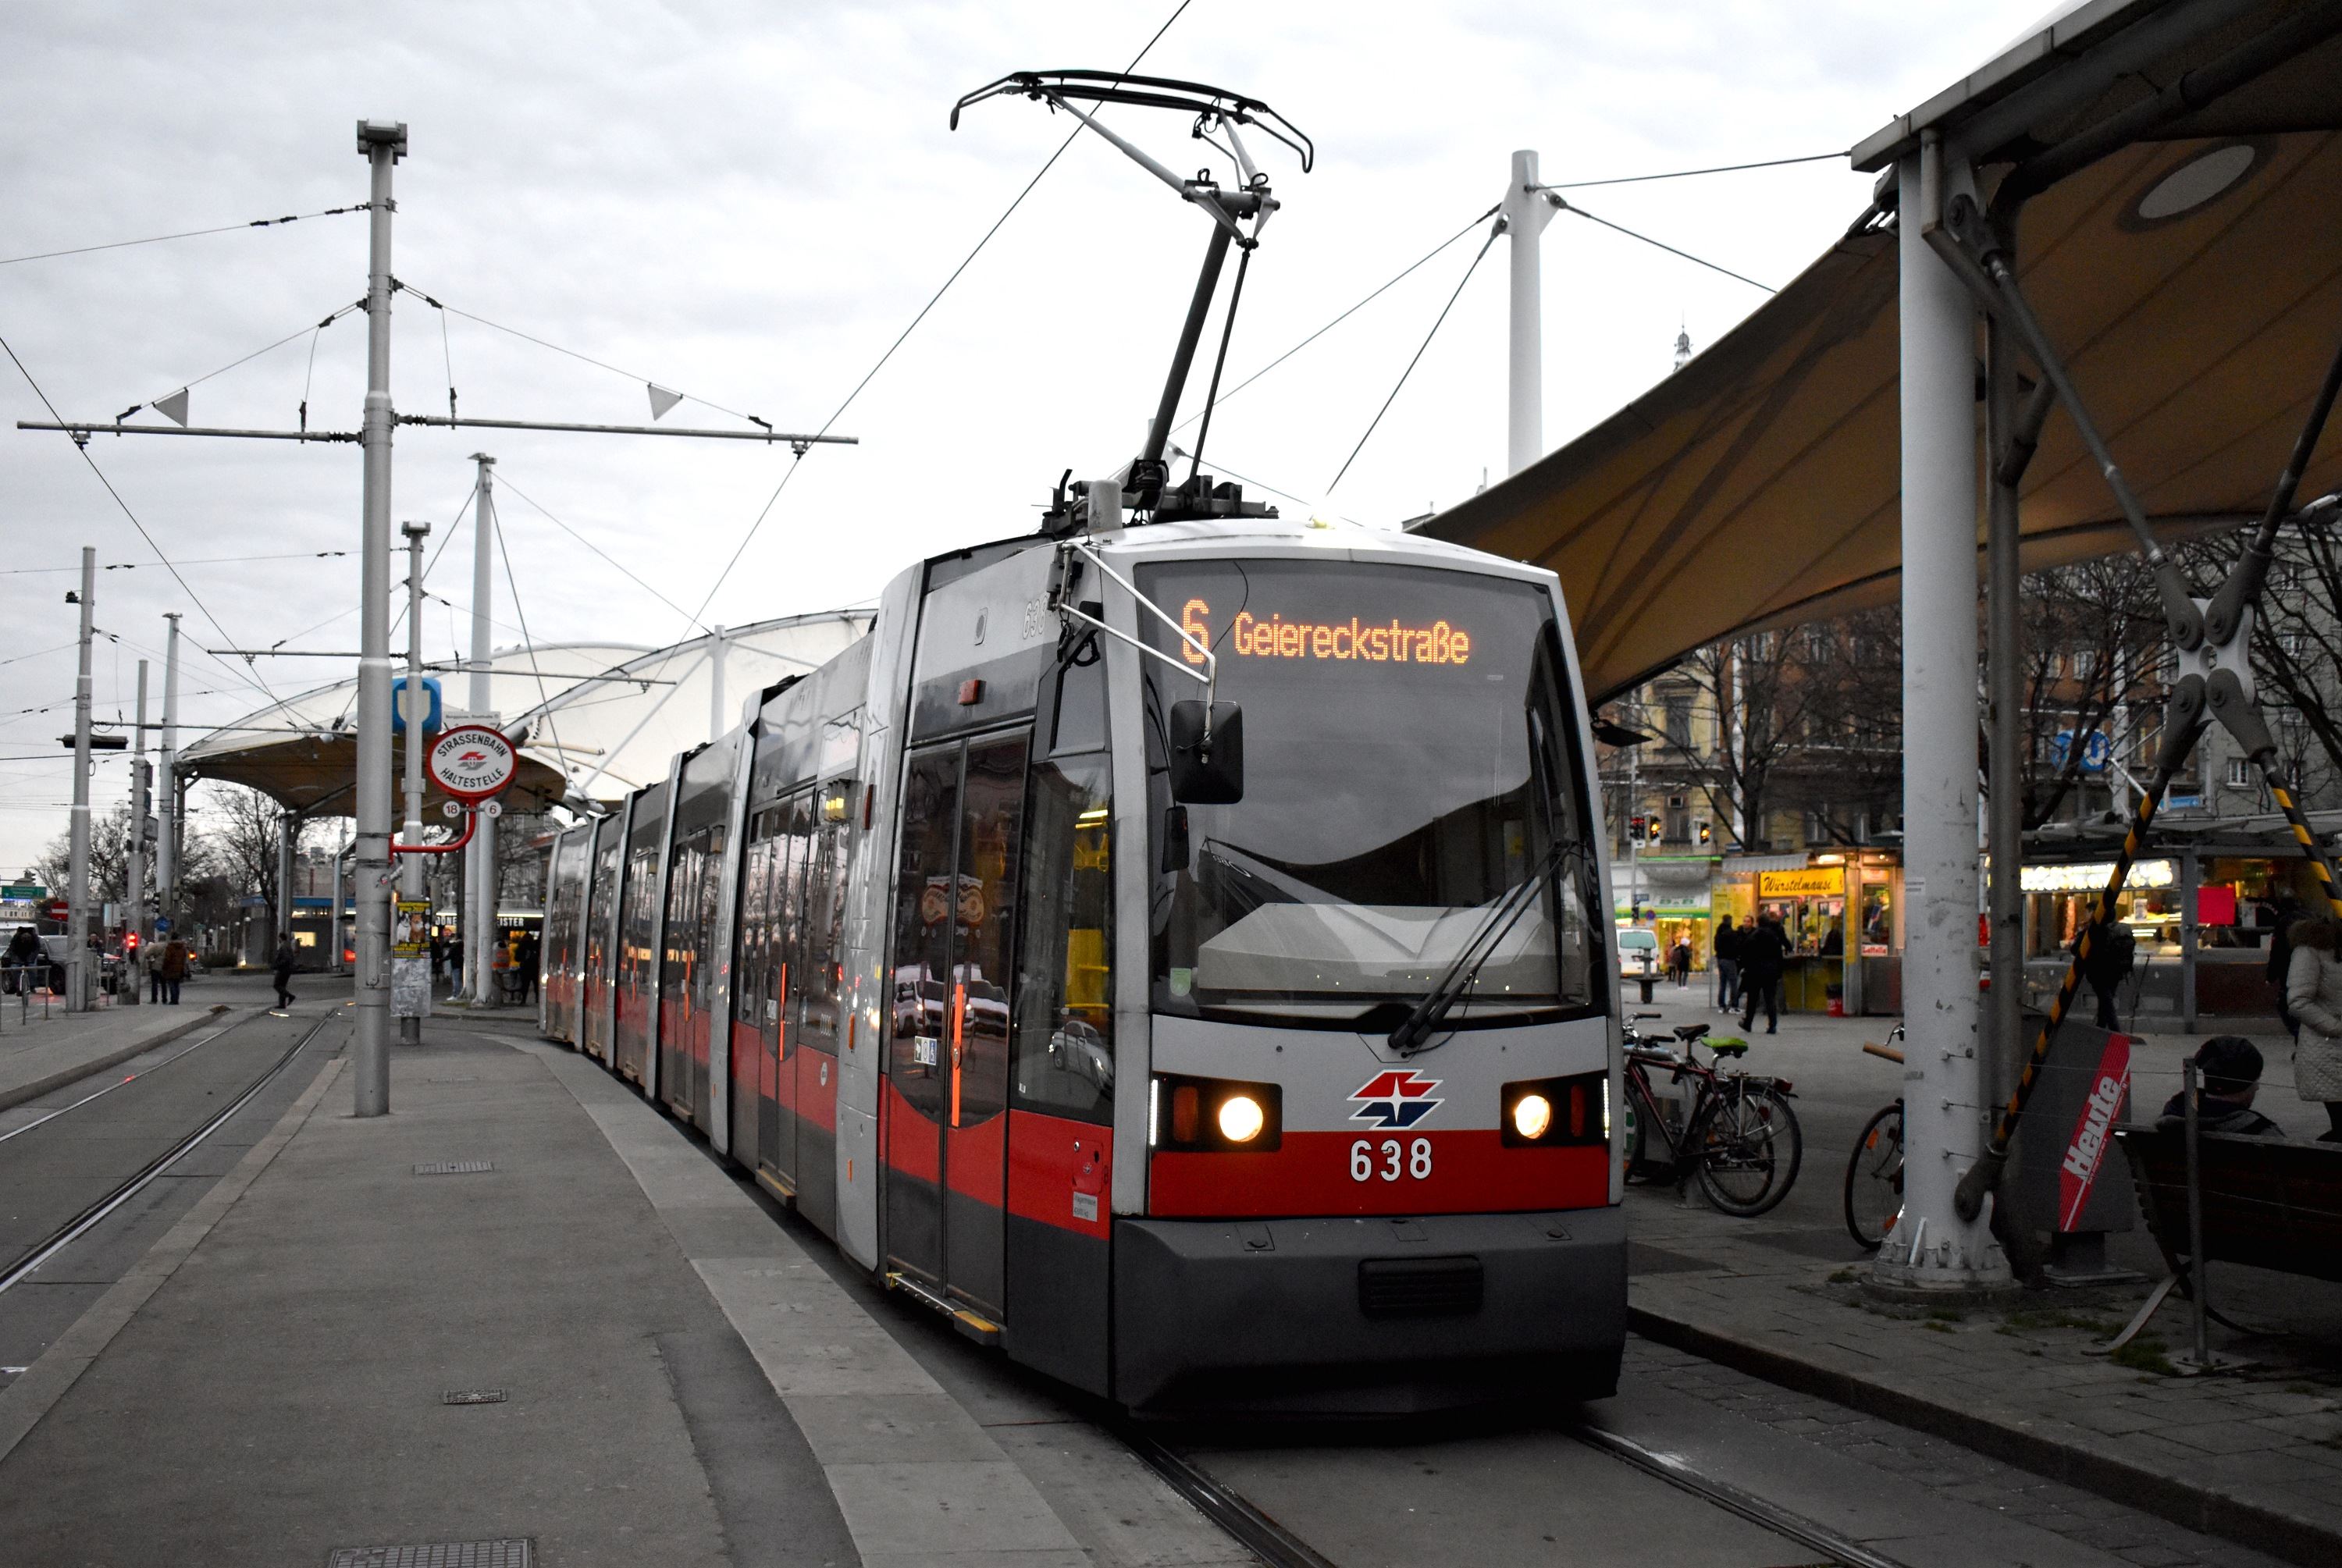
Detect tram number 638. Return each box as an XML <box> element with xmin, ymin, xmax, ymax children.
<box><xmin>1350</xmin><ymin>1137</ymin><xmax>1433</xmax><ymax>1182</ymax></box>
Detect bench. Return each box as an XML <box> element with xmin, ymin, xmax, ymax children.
<box><xmin>2105</xmin><ymin>1124</ymin><xmax>2342</xmax><ymax>1349</ymax></box>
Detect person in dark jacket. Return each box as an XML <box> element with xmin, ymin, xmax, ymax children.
<box><xmin>1713</xmin><ymin>916</ymin><xmax>1742</xmax><ymax>1015</ymax></box>
<box><xmin>1737</xmin><ymin>914</ymin><xmax>1791</xmax><ymax>1034</ymax></box>
<box><xmin>158</xmin><ymin>937</ymin><xmax>188</xmax><ymax>1004</ymax></box>
<box><xmin>271</xmin><ymin>935</ymin><xmax>297</xmax><ymax>1008</ymax></box>
<box><xmin>2156</xmin><ymin>1036</ymin><xmax>2281</xmax><ymax>1137</ymax></box>
<box><xmin>2082</xmin><ymin>918</ymin><xmax>2135</xmax><ymax>1030</ymax></box>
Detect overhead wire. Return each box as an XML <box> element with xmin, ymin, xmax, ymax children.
<box><xmin>0</xmin><ymin>204</ymin><xmax>368</xmax><ymax>268</ymax></box>
<box><xmin>1533</xmin><ymin>151</ymin><xmax>1842</xmax><ymax>190</ymax></box>
<box><xmin>1169</xmin><ymin>203</ymin><xmax>1500</xmax><ymax>434</ymax></box>
<box><xmin>111</xmin><ymin>302</ymin><xmax>361</xmax><ymax>424</ymax></box>
<box><xmin>493</xmin><ymin>472</ymin><xmax>708</xmax><ymax>633</ymax></box>
<box><xmin>1326</xmin><ymin>223</ymin><xmax>1503</xmax><ymax>496</ymax></box>
<box><xmin>487</xmin><ymin>502</ymin><xmax>568</xmax><ymax>780</ymax></box>
<box><xmin>1554</xmin><ymin>198</ymin><xmax>1777</xmax><ymax>293</ymax></box>
<box><xmin>2</xmin><ymin>550</ymin><xmax>350</xmax><ymax>574</ymax></box>
<box><xmin>676</xmin><ymin>0</ymin><xmax>1194</xmax><ymax>638</ymax></box>
<box><xmin>2</xmin><ymin>334</ymin><xmax>284</xmax><ymax>713</ymax></box>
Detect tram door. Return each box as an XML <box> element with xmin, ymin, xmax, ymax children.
<box><xmin>885</xmin><ymin>734</ymin><xmax>1027</xmax><ymax>1318</ymax></box>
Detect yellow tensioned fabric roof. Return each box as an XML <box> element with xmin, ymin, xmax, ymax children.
<box><xmin>1418</xmin><ymin>18</ymin><xmax>2342</xmax><ymax>703</ymax></box>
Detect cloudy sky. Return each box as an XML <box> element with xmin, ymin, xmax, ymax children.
<box><xmin>0</xmin><ymin>0</ymin><xmax>2056</xmax><ymax>873</ymax></box>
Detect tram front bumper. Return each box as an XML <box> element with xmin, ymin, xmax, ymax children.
<box><xmin>1112</xmin><ymin>1207</ymin><xmax>1625</xmax><ymax>1416</ymax></box>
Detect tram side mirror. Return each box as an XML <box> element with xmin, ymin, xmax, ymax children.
<box><xmin>1168</xmin><ymin>701</ymin><xmax>1244</xmax><ymax>804</ymax></box>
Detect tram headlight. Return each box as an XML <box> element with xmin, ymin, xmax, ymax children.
<box><xmin>1217</xmin><ymin>1093</ymin><xmax>1266</xmax><ymax>1143</ymax></box>
<box><xmin>1150</xmin><ymin>1073</ymin><xmax>1282</xmax><ymax>1152</ymax></box>
<box><xmin>1502</xmin><ymin>1071</ymin><xmax>1611</xmax><ymax>1147</ymax></box>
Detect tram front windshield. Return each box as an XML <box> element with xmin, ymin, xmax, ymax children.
<box><xmin>1140</xmin><ymin>558</ymin><xmax>1600</xmax><ymax>1025</ymax></box>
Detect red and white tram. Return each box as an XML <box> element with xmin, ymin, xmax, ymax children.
<box><xmin>536</xmin><ymin>72</ymin><xmax>1626</xmax><ymax>1414</ymax></box>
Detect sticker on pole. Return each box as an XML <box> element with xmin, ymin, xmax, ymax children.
<box><xmin>2058</xmin><ymin>1032</ymin><xmax>2132</xmax><ymax>1231</ymax></box>
<box><xmin>427</xmin><ymin>724</ymin><xmax>517</xmax><ymax>803</ymax></box>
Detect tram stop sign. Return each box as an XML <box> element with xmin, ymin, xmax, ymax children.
<box><xmin>426</xmin><ymin>724</ymin><xmax>518</xmax><ymax>804</ymax></box>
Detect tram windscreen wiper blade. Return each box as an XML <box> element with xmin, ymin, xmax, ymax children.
<box><xmin>1386</xmin><ymin>841</ymin><xmax>1568</xmax><ymax>1057</ymax></box>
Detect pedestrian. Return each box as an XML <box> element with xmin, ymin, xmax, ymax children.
<box><xmin>146</xmin><ymin>935</ymin><xmax>165</xmax><ymax>1004</ymax></box>
<box><xmin>271</xmin><ymin>935</ymin><xmax>298</xmax><ymax>1008</ymax></box>
<box><xmin>2082</xmin><ymin>917</ymin><xmax>2135</xmax><ymax>1031</ymax></box>
<box><xmin>430</xmin><ymin>931</ymin><xmax>447</xmax><ymax>989</ymax></box>
<box><xmin>1738</xmin><ymin>912</ymin><xmax>1789</xmax><ymax>1035</ymax></box>
<box><xmin>1713</xmin><ymin>915</ymin><xmax>1742</xmax><ymax>1015</ymax></box>
<box><xmin>2281</xmin><ymin>916</ymin><xmax>2342</xmax><ymax>1143</ymax></box>
<box><xmin>159</xmin><ymin>934</ymin><xmax>189</xmax><ymax>1005</ymax></box>
<box><xmin>518</xmin><ymin>930</ymin><xmax>540</xmax><ymax>1004</ymax></box>
<box><xmin>2155</xmin><ymin>1036</ymin><xmax>2283</xmax><ymax>1137</ymax></box>
<box><xmin>2266</xmin><ymin>894</ymin><xmax>2305</xmax><ymax>1037</ymax></box>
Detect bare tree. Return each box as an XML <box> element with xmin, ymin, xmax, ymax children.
<box><xmin>190</xmin><ymin>784</ymin><xmax>297</xmax><ymax>912</ymax></box>
<box><xmin>31</xmin><ymin>802</ymin><xmax>135</xmax><ymax>905</ymax></box>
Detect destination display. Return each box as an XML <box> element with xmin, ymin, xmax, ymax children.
<box><xmin>1180</xmin><ymin>599</ymin><xmax>1475</xmax><ymax>667</ymax></box>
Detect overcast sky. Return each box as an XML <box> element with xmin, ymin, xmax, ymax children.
<box><xmin>0</xmin><ymin>0</ymin><xmax>2056</xmax><ymax>875</ymax></box>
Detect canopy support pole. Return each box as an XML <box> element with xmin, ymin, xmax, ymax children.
<box><xmin>1874</xmin><ymin>139</ymin><xmax>2010</xmax><ymax>1295</ymax></box>
<box><xmin>1501</xmin><ymin>149</ymin><xmax>1557</xmax><ymax>476</ymax></box>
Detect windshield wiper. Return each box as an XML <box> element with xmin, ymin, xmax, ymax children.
<box><xmin>1385</xmin><ymin>841</ymin><xmax>1571</xmax><ymax>1056</ymax></box>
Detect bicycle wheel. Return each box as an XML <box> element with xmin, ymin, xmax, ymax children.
<box><xmin>1842</xmin><ymin>1101</ymin><xmax>1904</xmax><ymax>1250</ymax></box>
<box><xmin>1694</xmin><ymin>1082</ymin><xmax>1803</xmax><ymax>1217</ymax></box>
<box><xmin>1622</xmin><ymin>1078</ymin><xmax>1657</xmax><ymax>1179</ymax></box>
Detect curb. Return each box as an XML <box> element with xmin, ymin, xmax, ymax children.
<box><xmin>1626</xmin><ymin>1303</ymin><xmax>2342</xmax><ymax>1568</ymax></box>
<box><xmin>0</xmin><ymin>1004</ymin><xmax>238</xmax><ymax>1113</ymax></box>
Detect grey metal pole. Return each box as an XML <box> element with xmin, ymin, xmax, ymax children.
<box><xmin>2181</xmin><ymin>1058</ymin><xmax>2209</xmax><ymax>1367</ymax></box>
<box><xmin>276</xmin><ymin>811</ymin><xmax>297</xmax><ymax>944</ymax></box>
<box><xmin>709</xmin><ymin>624</ymin><xmax>726</xmax><ymax>742</ymax></box>
<box><xmin>2180</xmin><ymin>849</ymin><xmax>2200</xmax><ymax>1033</ymax></box>
<box><xmin>157</xmin><ymin>613</ymin><xmax>180</xmax><ymax>926</ymax></box>
<box><xmin>1873</xmin><ymin>144</ymin><xmax>2009</xmax><ymax>1293</ymax></box>
<box><xmin>465</xmin><ymin>452</ymin><xmax>498</xmax><ymax>1008</ymax></box>
<box><xmin>1986</xmin><ymin>320</ymin><xmax>2024</xmax><ymax>1111</ymax></box>
<box><xmin>66</xmin><ymin>546</ymin><xmax>95</xmax><ymax>1012</ymax></box>
<box><xmin>400</xmin><ymin>518</ymin><xmax>429</xmax><ymax>1043</ymax></box>
<box><xmin>352</xmin><ymin>119</ymin><xmax>408</xmax><ymax>1117</ymax></box>
<box><xmin>1500</xmin><ymin>149</ymin><xmax>1557</xmax><ymax>476</ymax></box>
<box><xmin>124</xmin><ymin>659</ymin><xmax>148</xmax><ymax>1007</ymax></box>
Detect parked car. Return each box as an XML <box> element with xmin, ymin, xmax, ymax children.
<box><xmin>1616</xmin><ymin>926</ymin><xmax>1660</xmax><ymax>980</ymax></box>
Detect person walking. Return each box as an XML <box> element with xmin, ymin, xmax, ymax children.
<box><xmin>1738</xmin><ymin>912</ymin><xmax>1789</xmax><ymax>1035</ymax></box>
<box><xmin>517</xmin><ymin>930</ymin><xmax>540</xmax><ymax>1005</ymax></box>
<box><xmin>158</xmin><ymin>934</ymin><xmax>188</xmax><ymax>1005</ymax></box>
<box><xmin>145</xmin><ymin>936</ymin><xmax>165</xmax><ymax>1004</ymax></box>
<box><xmin>271</xmin><ymin>934</ymin><xmax>298</xmax><ymax>1009</ymax></box>
<box><xmin>2082</xmin><ymin>917</ymin><xmax>2135</xmax><ymax>1031</ymax></box>
<box><xmin>1713</xmin><ymin>915</ymin><xmax>1742</xmax><ymax>1015</ymax></box>
<box><xmin>2281</xmin><ymin>916</ymin><xmax>2342</xmax><ymax>1143</ymax></box>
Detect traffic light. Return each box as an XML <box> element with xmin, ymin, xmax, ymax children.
<box><xmin>124</xmin><ymin>931</ymin><xmax>141</xmax><ymax>955</ymax></box>
<box><xmin>1628</xmin><ymin>815</ymin><xmax>1647</xmax><ymax>840</ymax></box>
<box><xmin>1646</xmin><ymin>817</ymin><xmax>1662</xmax><ymax>842</ymax></box>
<box><xmin>1697</xmin><ymin>820</ymin><xmax>1711</xmax><ymax>844</ymax></box>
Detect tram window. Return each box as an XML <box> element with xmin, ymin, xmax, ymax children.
<box><xmin>889</xmin><ymin>752</ymin><xmax>961</xmax><ymax>1118</ymax></box>
<box><xmin>1136</xmin><ymin>560</ymin><xmax>1599</xmax><ymax>1023</ymax></box>
<box><xmin>778</xmin><ymin>793</ymin><xmax>817</xmax><ymax>1053</ymax></box>
<box><xmin>951</xmin><ymin>737</ymin><xmax>1028</xmax><ymax>1126</ymax></box>
<box><xmin>1013</xmin><ymin>753</ymin><xmax>1113</xmax><ymax>1122</ymax></box>
<box><xmin>694</xmin><ymin>824</ymin><xmax>725</xmax><ymax>1005</ymax></box>
<box><xmin>1052</xmin><ymin>645</ymin><xmax>1108</xmax><ymax>756</ymax></box>
<box><xmin>799</xmin><ymin>808</ymin><xmax>848</xmax><ymax>1054</ymax></box>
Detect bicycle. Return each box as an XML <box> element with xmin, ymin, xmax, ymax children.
<box><xmin>1621</xmin><ymin>1012</ymin><xmax>1803</xmax><ymax>1217</ymax></box>
<box><xmin>1842</xmin><ymin>1026</ymin><xmax>1906</xmax><ymax>1250</ymax></box>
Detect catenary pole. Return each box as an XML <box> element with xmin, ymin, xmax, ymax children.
<box><xmin>66</xmin><ymin>546</ymin><xmax>95</xmax><ymax>1012</ymax></box>
<box><xmin>709</xmin><ymin>624</ymin><xmax>726</xmax><ymax>742</ymax></box>
<box><xmin>352</xmin><ymin>119</ymin><xmax>407</xmax><ymax>1117</ymax></box>
<box><xmin>124</xmin><ymin>659</ymin><xmax>148</xmax><ymax>1006</ymax></box>
<box><xmin>1875</xmin><ymin>144</ymin><xmax>2009</xmax><ymax>1292</ymax></box>
<box><xmin>400</xmin><ymin>517</ymin><xmax>429</xmax><ymax>1043</ymax></box>
<box><xmin>465</xmin><ymin>452</ymin><xmax>498</xmax><ymax>1008</ymax></box>
<box><xmin>157</xmin><ymin>613</ymin><xmax>180</xmax><ymax>927</ymax></box>
<box><xmin>1500</xmin><ymin>149</ymin><xmax>1557</xmax><ymax>476</ymax></box>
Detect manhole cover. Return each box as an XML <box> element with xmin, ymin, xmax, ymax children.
<box><xmin>412</xmin><ymin>1161</ymin><xmax>495</xmax><ymax>1175</ymax></box>
<box><xmin>442</xmin><ymin>1388</ymin><xmax>506</xmax><ymax>1405</ymax></box>
<box><xmin>326</xmin><ymin>1541</ymin><xmax>532</xmax><ymax>1568</ymax></box>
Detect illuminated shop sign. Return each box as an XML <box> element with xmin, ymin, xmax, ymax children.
<box><xmin>1759</xmin><ymin>868</ymin><xmax>1845</xmax><ymax>897</ymax></box>
<box><xmin>1180</xmin><ymin>599</ymin><xmax>1472</xmax><ymax>667</ymax></box>
<box><xmin>2018</xmin><ymin>859</ymin><xmax>2176</xmax><ymax>893</ymax></box>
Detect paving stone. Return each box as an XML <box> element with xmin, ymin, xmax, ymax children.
<box><xmin>2113</xmin><ymin>1545</ymin><xmax>2204</xmax><ymax>1566</ymax></box>
<box><xmin>2152</xmin><ymin>1420</ymin><xmax>2284</xmax><ymax>1456</ymax></box>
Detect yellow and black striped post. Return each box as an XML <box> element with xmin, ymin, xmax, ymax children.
<box><xmin>2259</xmin><ymin>763</ymin><xmax>2342</xmax><ymax>919</ymax></box>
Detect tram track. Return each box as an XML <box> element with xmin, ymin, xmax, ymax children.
<box><xmin>0</xmin><ymin>1012</ymin><xmax>252</xmax><ymax>1147</ymax></box>
<box><xmin>1123</xmin><ymin>1414</ymin><xmax>1912</xmax><ymax>1568</ymax></box>
<box><xmin>0</xmin><ymin>1012</ymin><xmax>335</xmax><ymax>1296</ymax></box>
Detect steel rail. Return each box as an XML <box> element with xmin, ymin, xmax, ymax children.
<box><xmin>1571</xmin><ymin>1422</ymin><xmax>1916</xmax><ymax>1568</ymax></box>
<box><xmin>1115</xmin><ymin>1428</ymin><xmax>1340</xmax><ymax>1568</ymax></box>
<box><xmin>0</xmin><ymin>1012</ymin><xmax>335</xmax><ymax>1296</ymax></box>
<box><xmin>0</xmin><ymin>1009</ymin><xmax>249</xmax><ymax>1147</ymax></box>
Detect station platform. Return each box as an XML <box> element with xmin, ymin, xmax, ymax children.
<box><xmin>0</xmin><ymin>1002</ymin><xmax>1169</xmax><ymax>1567</ymax></box>
<box><xmin>0</xmin><ymin>972</ymin><xmax>252</xmax><ymax>1110</ymax></box>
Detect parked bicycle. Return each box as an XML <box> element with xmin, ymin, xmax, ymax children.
<box><xmin>1842</xmin><ymin>1025</ymin><xmax>1907</xmax><ymax>1250</ymax></box>
<box><xmin>1621</xmin><ymin>1012</ymin><xmax>1803</xmax><ymax>1217</ymax></box>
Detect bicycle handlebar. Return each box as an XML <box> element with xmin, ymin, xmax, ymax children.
<box><xmin>1862</xmin><ymin>1041</ymin><xmax>1906</xmax><ymax>1064</ymax></box>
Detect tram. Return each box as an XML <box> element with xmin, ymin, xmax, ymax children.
<box><xmin>536</xmin><ymin>73</ymin><xmax>1625</xmax><ymax>1414</ymax></box>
